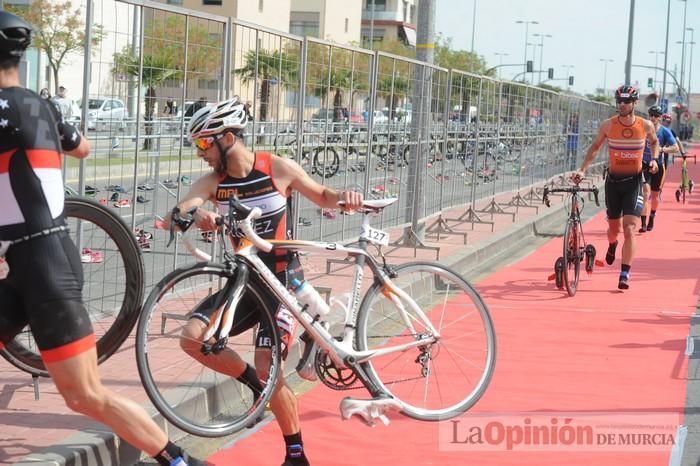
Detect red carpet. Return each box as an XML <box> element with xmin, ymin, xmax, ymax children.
<box><xmin>209</xmin><ymin>153</ymin><xmax>700</xmax><ymax>465</ymax></box>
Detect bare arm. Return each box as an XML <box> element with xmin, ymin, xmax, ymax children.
<box><xmin>162</xmin><ymin>172</ymin><xmax>219</xmax><ymax>230</ymax></box>
<box><xmin>644</xmin><ymin>120</ymin><xmax>660</xmax><ymax>174</ymax></box>
<box><xmin>273</xmin><ymin>155</ymin><xmax>363</xmax><ymax>210</ymax></box>
<box><xmin>64</xmin><ymin>136</ymin><xmax>90</xmax><ymax>159</ymax></box>
<box><xmin>579</xmin><ymin>119</ymin><xmax>610</xmax><ymax>173</ymax></box>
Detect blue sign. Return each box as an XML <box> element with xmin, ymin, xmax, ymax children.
<box><xmin>660</xmin><ymin>98</ymin><xmax>669</xmax><ymax>113</ymax></box>
<box><xmin>676</xmin><ymin>95</ymin><xmax>684</xmax><ymax>104</ymax></box>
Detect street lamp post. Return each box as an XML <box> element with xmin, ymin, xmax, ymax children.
<box><xmin>494</xmin><ymin>52</ymin><xmax>509</xmax><ymax>79</ymax></box>
<box><xmin>516</xmin><ymin>20</ymin><xmax>539</xmax><ymax>83</ymax></box>
<box><xmin>649</xmin><ymin>50</ymin><xmax>665</xmax><ymax>89</ymax></box>
<box><xmin>679</xmin><ymin>0</ymin><xmax>688</xmax><ymax>94</ymax></box>
<box><xmin>533</xmin><ymin>33</ymin><xmax>552</xmax><ymax>84</ymax></box>
<box><xmin>470</xmin><ymin>0</ymin><xmax>477</xmax><ymax>54</ymax></box>
<box><xmin>687</xmin><ymin>27</ymin><xmax>695</xmax><ymax>111</ymax></box>
<box><xmin>600</xmin><ymin>59</ymin><xmax>614</xmax><ymax>96</ymax></box>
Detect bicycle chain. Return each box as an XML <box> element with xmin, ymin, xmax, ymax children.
<box><xmin>317</xmin><ymin>336</ymin><xmax>432</xmax><ymax>391</ymax></box>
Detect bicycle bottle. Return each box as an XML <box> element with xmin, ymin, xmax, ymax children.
<box><xmin>291</xmin><ymin>278</ymin><xmax>330</xmax><ymax>319</ymax></box>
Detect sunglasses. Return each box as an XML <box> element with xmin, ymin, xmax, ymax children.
<box><xmin>616</xmin><ymin>98</ymin><xmax>635</xmax><ymax>104</ymax></box>
<box><xmin>193</xmin><ymin>134</ymin><xmax>225</xmax><ymax>151</ymax></box>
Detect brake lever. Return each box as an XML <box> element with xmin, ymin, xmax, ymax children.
<box><xmin>166</xmin><ymin>206</ymin><xmax>198</xmax><ymax>247</ymax></box>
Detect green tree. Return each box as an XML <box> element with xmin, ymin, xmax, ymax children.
<box><xmin>434</xmin><ymin>35</ymin><xmax>493</xmax><ymax>76</ymax></box>
<box><xmin>234</xmin><ymin>49</ymin><xmax>298</xmax><ymax>122</ymax></box>
<box><xmin>113</xmin><ymin>15</ymin><xmax>223</xmax><ymax>149</ymax></box>
<box><xmin>8</xmin><ymin>0</ymin><xmax>105</xmax><ymax>95</ymax></box>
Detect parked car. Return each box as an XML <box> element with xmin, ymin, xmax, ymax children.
<box><xmin>80</xmin><ymin>98</ymin><xmax>128</xmax><ymax>130</ymax></box>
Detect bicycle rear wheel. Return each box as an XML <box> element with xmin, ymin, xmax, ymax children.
<box><xmin>0</xmin><ymin>197</ymin><xmax>144</xmax><ymax>377</ymax></box>
<box><xmin>135</xmin><ymin>262</ymin><xmax>280</xmax><ymax>437</ymax></box>
<box><xmin>355</xmin><ymin>262</ymin><xmax>496</xmax><ymax>421</ymax></box>
<box><xmin>563</xmin><ymin>219</ymin><xmax>581</xmax><ymax>297</ymax></box>
<box><xmin>312</xmin><ymin>146</ymin><xmax>340</xmax><ymax>178</ymax></box>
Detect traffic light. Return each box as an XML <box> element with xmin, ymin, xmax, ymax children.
<box><xmin>526</xmin><ymin>60</ymin><xmax>533</xmax><ymax>73</ymax></box>
<box><xmin>568</xmin><ymin>76</ymin><xmax>574</xmax><ymax>86</ymax></box>
<box><xmin>548</xmin><ymin>68</ymin><xmax>554</xmax><ymax>79</ymax></box>
<box><xmin>648</xmin><ymin>77</ymin><xmax>653</xmax><ymax>88</ymax></box>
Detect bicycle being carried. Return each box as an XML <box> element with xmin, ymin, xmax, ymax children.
<box><xmin>675</xmin><ymin>153</ymin><xmax>695</xmax><ymax>204</ymax></box>
<box><xmin>135</xmin><ymin>195</ymin><xmax>496</xmax><ymax>437</ymax></box>
<box><xmin>543</xmin><ymin>178</ymin><xmax>600</xmax><ymax>297</ymax></box>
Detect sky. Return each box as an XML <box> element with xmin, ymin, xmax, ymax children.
<box><xmin>435</xmin><ymin>0</ymin><xmax>700</xmax><ymax>100</ymax></box>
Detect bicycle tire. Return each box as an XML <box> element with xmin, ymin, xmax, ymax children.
<box><xmin>355</xmin><ymin>261</ymin><xmax>496</xmax><ymax>421</ymax></box>
<box><xmin>136</xmin><ymin>262</ymin><xmax>281</xmax><ymax>437</ymax></box>
<box><xmin>563</xmin><ymin>219</ymin><xmax>581</xmax><ymax>297</ymax></box>
<box><xmin>0</xmin><ymin>196</ymin><xmax>144</xmax><ymax>377</ymax></box>
<box><xmin>312</xmin><ymin>146</ymin><xmax>340</xmax><ymax>178</ymax></box>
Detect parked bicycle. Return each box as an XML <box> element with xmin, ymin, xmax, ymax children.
<box><xmin>543</xmin><ymin>179</ymin><xmax>600</xmax><ymax>297</ymax></box>
<box><xmin>274</xmin><ymin>129</ymin><xmax>340</xmax><ymax>179</ymax></box>
<box><xmin>135</xmin><ymin>196</ymin><xmax>496</xmax><ymax>437</ymax></box>
<box><xmin>0</xmin><ymin>196</ymin><xmax>145</xmax><ymax>377</ymax></box>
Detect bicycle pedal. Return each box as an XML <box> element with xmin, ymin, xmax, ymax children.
<box><xmin>339</xmin><ymin>396</ymin><xmax>402</xmax><ymax>427</ymax></box>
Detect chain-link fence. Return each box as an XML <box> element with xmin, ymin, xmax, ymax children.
<box><xmin>58</xmin><ymin>0</ymin><xmax>611</xmax><ymax>289</ymax></box>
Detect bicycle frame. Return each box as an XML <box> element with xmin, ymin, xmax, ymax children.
<box><xmin>198</xmin><ymin>204</ymin><xmax>440</xmax><ymax>394</ymax></box>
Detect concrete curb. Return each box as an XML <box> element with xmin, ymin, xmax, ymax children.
<box><xmin>15</xmin><ymin>189</ymin><xmax>588</xmax><ymax>466</ymax></box>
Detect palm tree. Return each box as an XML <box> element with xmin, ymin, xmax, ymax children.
<box><xmin>377</xmin><ymin>75</ymin><xmax>409</xmax><ymax>121</ymax></box>
<box><xmin>234</xmin><ymin>49</ymin><xmax>298</xmax><ymax>122</ymax></box>
<box><xmin>311</xmin><ymin>68</ymin><xmax>356</xmax><ymax>121</ymax></box>
<box><xmin>114</xmin><ymin>51</ymin><xmax>180</xmax><ymax>150</ymax></box>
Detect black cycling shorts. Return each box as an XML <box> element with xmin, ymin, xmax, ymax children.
<box><xmin>0</xmin><ymin>231</ymin><xmax>95</xmax><ymax>362</ymax></box>
<box><xmin>605</xmin><ymin>173</ymin><xmax>643</xmax><ymax>220</ymax></box>
<box><xmin>189</xmin><ymin>255</ymin><xmax>304</xmax><ymax>360</ymax></box>
<box><xmin>648</xmin><ymin>163</ymin><xmax>665</xmax><ymax>192</ymax></box>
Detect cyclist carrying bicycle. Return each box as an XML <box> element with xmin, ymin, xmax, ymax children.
<box><xmin>163</xmin><ymin>96</ymin><xmax>363</xmax><ymax>466</ymax></box>
<box><xmin>575</xmin><ymin>85</ymin><xmax>660</xmax><ymax>290</ymax></box>
<box><xmin>0</xmin><ymin>11</ymin><xmax>207</xmax><ymax>466</ymax></box>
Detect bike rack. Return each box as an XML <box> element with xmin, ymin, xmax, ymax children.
<box><xmin>474</xmin><ymin>197</ymin><xmax>516</xmax><ymax>222</ymax></box>
<box><xmin>444</xmin><ymin>205</ymin><xmax>495</xmax><ymax>232</ymax></box>
<box><xmin>386</xmin><ymin>227</ymin><xmax>441</xmax><ymax>260</ymax></box>
<box><xmin>424</xmin><ymin>214</ymin><xmax>468</xmax><ymax>245</ymax></box>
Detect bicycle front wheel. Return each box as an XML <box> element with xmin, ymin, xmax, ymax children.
<box><xmin>355</xmin><ymin>262</ymin><xmax>496</xmax><ymax>421</ymax></box>
<box><xmin>135</xmin><ymin>262</ymin><xmax>281</xmax><ymax>437</ymax></box>
<box><xmin>0</xmin><ymin>197</ymin><xmax>144</xmax><ymax>377</ymax></box>
<box><xmin>563</xmin><ymin>220</ymin><xmax>581</xmax><ymax>297</ymax></box>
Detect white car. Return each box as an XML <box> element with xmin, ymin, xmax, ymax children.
<box><xmin>82</xmin><ymin>98</ymin><xmax>128</xmax><ymax>130</ymax></box>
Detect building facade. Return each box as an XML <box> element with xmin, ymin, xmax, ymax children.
<box><xmin>289</xmin><ymin>0</ymin><xmax>362</xmax><ymax>44</ymax></box>
<box><xmin>361</xmin><ymin>0</ymin><xmax>416</xmax><ymax>48</ymax></box>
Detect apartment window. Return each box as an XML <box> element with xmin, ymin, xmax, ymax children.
<box><xmin>259</xmin><ymin>0</ymin><xmax>264</xmax><ymax>12</ymax></box>
<box><xmin>345</xmin><ymin>18</ymin><xmax>349</xmax><ymax>33</ymax></box>
<box><xmin>290</xmin><ymin>11</ymin><xmax>320</xmax><ymax>38</ymax></box>
<box><xmin>167</xmin><ymin>0</ymin><xmax>183</xmax><ymax>4</ymax></box>
<box><xmin>202</xmin><ymin>0</ymin><xmax>222</xmax><ymax>5</ymax></box>
<box><xmin>366</xmin><ymin>0</ymin><xmax>386</xmax><ymax>11</ymax></box>
<box><xmin>403</xmin><ymin>1</ymin><xmax>408</xmax><ymax>22</ymax></box>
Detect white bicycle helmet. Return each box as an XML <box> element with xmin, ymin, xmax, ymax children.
<box><xmin>187</xmin><ymin>95</ymin><xmax>247</xmax><ymax>141</ymax></box>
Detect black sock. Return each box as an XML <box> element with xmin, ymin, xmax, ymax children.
<box><xmin>236</xmin><ymin>363</ymin><xmax>263</xmax><ymax>403</ymax></box>
<box><xmin>605</xmin><ymin>240</ymin><xmax>618</xmax><ymax>265</ymax></box>
<box><xmin>621</xmin><ymin>264</ymin><xmax>631</xmax><ymax>274</ymax></box>
<box><xmin>154</xmin><ymin>441</ymin><xmax>183</xmax><ymax>466</ymax></box>
<box><xmin>640</xmin><ymin>216</ymin><xmax>647</xmax><ymax>228</ymax></box>
<box><xmin>284</xmin><ymin>432</ymin><xmax>309</xmax><ymax>465</ymax></box>
<box><xmin>648</xmin><ymin>211</ymin><xmax>656</xmax><ymax>229</ymax></box>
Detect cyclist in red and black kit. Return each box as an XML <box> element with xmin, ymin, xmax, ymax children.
<box><xmin>0</xmin><ymin>11</ymin><xmax>207</xmax><ymax>466</ymax></box>
<box><xmin>575</xmin><ymin>85</ymin><xmax>659</xmax><ymax>289</ymax></box>
<box><xmin>165</xmin><ymin>96</ymin><xmax>363</xmax><ymax>466</ymax></box>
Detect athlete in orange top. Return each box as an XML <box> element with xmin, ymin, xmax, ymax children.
<box><xmin>576</xmin><ymin>85</ymin><xmax>659</xmax><ymax>290</ymax></box>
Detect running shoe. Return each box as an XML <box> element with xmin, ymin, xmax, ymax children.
<box><xmin>80</xmin><ymin>248</ymin><xmax>104</xmax><ymax>264</ymax></box>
